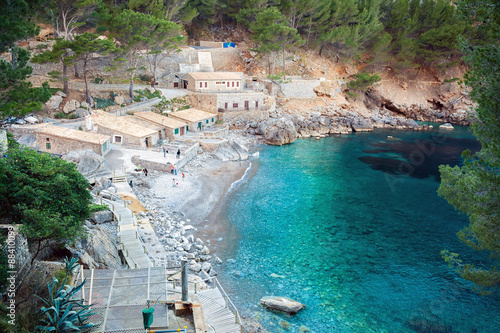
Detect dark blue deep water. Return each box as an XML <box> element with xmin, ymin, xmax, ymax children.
<box><xmin>209</xmin><ymin>126</ymin><xmax>500</xmax><ymax>333</ymax></box>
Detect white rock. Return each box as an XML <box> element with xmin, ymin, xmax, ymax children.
<box><xmin>63</xmin><ymin>99</ymin><xmax>80</xmax><ymax>113</ymax></box>
<box><xmin>201</xmin><ymin>262</ymin><xmax>211</xmax><ymax>272</ymax></box>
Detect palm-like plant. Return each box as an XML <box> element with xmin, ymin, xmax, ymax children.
<box><xmin>36</xmin><ymin>258</ymin><xmax>97</xmax><ymax>332</ymax></box>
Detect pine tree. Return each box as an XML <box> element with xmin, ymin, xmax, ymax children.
<box><xmin>439</xmin><ymin>0</ymin><xmax>500</xmax><ymax>295</ymax></box>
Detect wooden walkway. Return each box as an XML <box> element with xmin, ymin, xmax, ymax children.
<box><xmin>197</xmin><ymin>288</ymin><xmax>241</xmax><ymax>333</ymax></box>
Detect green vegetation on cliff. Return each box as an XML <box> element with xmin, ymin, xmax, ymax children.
<box><xmin>439</xmin><ymin>0</ymin><xmax>500</xmax><ymax>294</ymax></box>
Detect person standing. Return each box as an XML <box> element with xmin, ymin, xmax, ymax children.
<box><xmin>163</xmin><ymin>147</ymin><xmax>166</xmax><ymax>157</ymax></box>
<box><xmin>177</xmin><ymin>148</ymin><xmax>181</xmax><ymax>159</ymax></box>
<box><xmin>143</xmin><ymin>168</ymin><xmax>148</xmax><ymax>176</ymax></box>
<box><xmin>171</xmin><ymin>164</ymin><xmax>174</xmax><ymax>174</ymax></box>
<box><xmin>172</xmin><ymin>178</ymin><xmax>176</xmax><ymax>187</ymax></box>
<box><xmin>182</xmin><ymin>172</ymin><xmax>185</xmax><ymax>180</ymax></box>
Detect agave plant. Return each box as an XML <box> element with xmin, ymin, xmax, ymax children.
<box><xmin>36</xmin><ymin>258</ymin><xmax>97</xmax><ymax>332</ymax></box>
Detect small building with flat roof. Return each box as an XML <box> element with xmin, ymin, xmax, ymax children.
<box><xmin>168</xmin><ymin>108</ymin><xmax>217</xmax><ymax>132</ymax></box>
<box><xmin>133</xmin><ymin>111</ymin><xmax>188</xmax><ymax>140</ymax></box>
<box><xmin>35</xmin><ymin>125</ymin><xmax>111</xmax><ymax>156</ymax></box>
<box><xmin>88</xmin><ymin>111</ymin><xmax>159</xmax><ymax>148</ymax></box>
<box><xmin>183</xmin><ymin>72</ymin><xmax>242</xmax><ymax>92</ymax></box>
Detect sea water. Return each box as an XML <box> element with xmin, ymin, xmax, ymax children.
<box><xmin>211</xmin><ymin>126</ymin><xmax>500</xmax><ymax>333</ymax></box>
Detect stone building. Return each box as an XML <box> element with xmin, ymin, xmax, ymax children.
<box><xmin>182</xmin><ymin>72</ymin><xmax>243</xmax><ymax>92</ymax></box>
<box><xmin>190</xmin><ymin>91</ymin><xmax>268</xmax><ymax>114</ymax></box>
<box><xmin>133</xmin><ymin>111</ymin><xmax>188</xmax><ymax>140</ymax></box>
<box><xmin>168</xmin><ymin>109</ymin><xmax>217</xmax><ymax>132</ymax></box>
<box><xmin>87</xmin><ymin>111</ymin><xmax>158</xmax><ymax>148</ymax></box>
<box><xmin>125</xmin><ymin>116</ymin><xmax>167</xmax><ymax>140</ymax></box>
<box><xmin>35</xmin><ymin>125</ymin><xmax>111</xmax><ymax>156</ymax></box>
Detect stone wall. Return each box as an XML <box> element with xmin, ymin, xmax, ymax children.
<box><xmin>200</xmin><ymin>41</ymin><xmax>224</xmax><ymax>48</ymax></box>
<box><xmin>189</xmin><ymin>94</ymin><xmax>219</xmax><ymax>113</ymax></box>
<box><xmin>279</xmin><ymin>79</ymin><xmax>322</xmax><ymax>99</ymax></box>
<box><xmin>35</xmin><ymin>132</ymin><xmax>105</xmax><ymax>156</ymax></box>
<box><xmin>220</xmin><ymin>109</ymin><xmax>270</xmax><ymax>124</ymax></box>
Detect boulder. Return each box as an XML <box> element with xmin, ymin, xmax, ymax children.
<box><xmin>74</xmin><ymin>108</ymin><xmax>90</xmax><ymax>118</ymax></box>
<box><xmin>45</xmin><ymin>95</ymin><xmax>63</xmax><ymax>110</ymax></box>
<box><xmin>114</xmin><ymin>95</ymin><xmax>125</xmax><ymax>105</ymax></box>
<box><xmin>439</xmin><ymin>123</ymin><xmax>454</xmax><ymax>130</ymax></box>
<box><xmin>259</xmin><ymin>117</ymin><xmax>298</xmax><ymax>145</ymax></box>
<box><xmin>16</xmin><ymin>134</ymin><xmax>38</xmax><ymax>149</ymax></box>
<box><xmin>65</xmin><ymin>149</ymin><xmax>111</xmax><ymax>176</ymax></box>
<box><xmin>189</xmin><ymin>262</ymin><xmax>202</xmax><ymax>272</ymax></box>
<box><xmin>90</xmin><ymin>210</ymin><xmax>113</xmax><ymax>224</ymax></box>
<box><xmin>63</xmin><ymin>99</ymin><xmax>80</xmax><ymax>113</ymax></box>
<box><xmin>351</xmin><ymin>119</ymin><xmax>374</xmax><ymax>132</ymax></box>
<box><xmin>260</xmin><ymin>296</ymin><xmax>305</xmax><ymax>314</ymax></box>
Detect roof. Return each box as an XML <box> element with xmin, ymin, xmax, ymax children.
<box><xmin>186</xmin><ymin>72</ymin><xmax>242</xmax><ymax>80</ymax></box>
<box><xmin>169</xmin><ymin>108</ymin><xmax>216</xmax><ymax>123</ymax></box>
<box><xmin>90</xmin><ymin>111</ymin><xmax>158</xmax><ymax>137</ymax></box>
<box><xmin>36</xmin><ymin>125</ymin><xmax>110</xmax><ymax>145</ymax></box>
<box><xmin>125</xmin><ymin>116</ymin><xmax>164</xmax><ymax>131</ymax></box>
<box><xmin>133</xmin><ymin>111</ymin><xmax>187</xmax><ymax>129</ymax></box>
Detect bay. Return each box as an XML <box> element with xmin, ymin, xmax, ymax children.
<box><xmin>211</xmin><ymin>126</ymin><xmax>499</xmax><ymax>333</ymax></box>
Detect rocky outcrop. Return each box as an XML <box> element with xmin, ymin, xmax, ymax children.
<box><xmin>259</xmin><ymin>117</ymin><xmax>297</xmax><ymax>145</ymax></box>
<box><xmin>211</xmin><ymin>139</ymin><xmax>249</xmax><ymax>161</ymax></box>
<box><xmin>65</xmin><ymin>149</ymin><xmax>111</xmax><ymax>176</ymax></box>
<box><xmin>63</xmin><ymin>99</ymin><xmax>80</xmax><ymax>113</ymax></box>
<box><xmin>260</xmin><ymin>296</ymin><xmax>305</xmax><ymax>314</ymax></box>
<box><xmin>16</xmin><ymin>134</ymin><xmax>38</xmax><ymax>149</ymax></box>
<box><xmin>73</xmin><ymin>225</ymin><xmax>122</xmax><ymax>269</ymax></box>
<box><xmin>90</xmin><ymin>210</ymin><xmax>113</xmax><ymax>224</ymax></box>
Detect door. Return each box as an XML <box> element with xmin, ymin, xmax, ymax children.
<box><xmin>198</xmin><ymin>122</ymin><xmax>202</xmax><ymax>130</ymax></box>
<box><xmin>180</xmin><ymin>127</ymin><xmax>184</xmax><ymax>135</ymax></box>
<box><xmin>245</xmin><ymin>101</ymin><xmax>249</xmax><ymax>109</ymax></box>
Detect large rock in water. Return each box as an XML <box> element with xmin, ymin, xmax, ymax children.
<box><xmin>260</xmin><ymin>296</ymin><xmax>305</xmax><ymax>314</ymax></box>
<box><xmin>259</xmin><ymin>117</ymin><xmax>297</xmax><ymax>145</ymax></box>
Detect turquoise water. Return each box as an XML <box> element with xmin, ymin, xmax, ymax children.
<box><xmin>211</xmin><ymin>127</ymin><xmax>500</xmax><ymax>333</ymax></box>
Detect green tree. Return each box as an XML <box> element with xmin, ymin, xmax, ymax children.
<box><xmin>251</xmin><ymin>6</ymin><xmax>303</xmax><ymax>76</ymax></box>
<box><xmin>0</xmin><ymin>140</ymin><xmax>92</xmax><ymax>263</ymax></box>
<box><xmin>31</xmin><ymin>38</ymin><xmax>73</xmax><ymax>95</ymax></box>
<box><xmin>439</xmin><ymin>0</ymin><xmax>500</xmax><ymax>294</ymax></box>
<box><xmin>65</xmin><ymin>32</ymin><xmax>116</xmax><ymax>103</ymax></box>
<box><xmin>0</xmin><ymin>0</ymin><xmax>52</xmax><ymax>118</ymax></box>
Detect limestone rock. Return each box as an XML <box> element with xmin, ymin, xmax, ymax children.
<box><xmin>114</xmin><ymin>95</ymin><xmax>125</xmax><ymax>105</ymax></box>
<box><xmin>351</xmin><ymin>119</ymin><xmax>374</xmax><ymax>132</ymax></box>
<box><xmin>189</xmin><ymin>262</ymin><xmax>202</xmax><ymax>272</ymax></box>
<box><xmin>90</xmin><ymin>210</ymin><xmax>113</xmax><ymax>224</ymax></box>
<box><xmin>260</xmin><ymin>296</ymin><xmax>305</xmax><ymax>314</ymax></box>
<box><xmin>439</xmin><ymin>123</ymin><xmax>454</xmax><ymax>130</ymax></box>
<box><xmin>65</xmin><ymin>149</ymin><xmax>111</xmax><ymax>176</ymax></box>
<box><xmin>259</xmin><ymin>117</ymin><xmax>297</xmax><ymax>146</ymax></box>
<box><xmin>63</xmin><ymin>99</ymin><xmax>80</xmax><ymax>113</ymax></box>
<box><xmin>46</xmin><ymin>95</ymin><xmax>63</xmax><ymax>110</ymax></box>
<box><xmin>17</xmin><ymin>134</ymin><xmax>38</xmax><ymax>149</ymax></box>
<box><xmin>78</xmin><ymin>225</ymin><xmax>122</xmax><ymax>269</ymax></box>
<box><xmin>75</xmin><ymin>108</ymin><xmax>90</xmax><ymax>118</ymax></box>
<box><xmin>56</xmin><ymin>91</ymin><xmax>66</xmax><ymax>98</ymax></box>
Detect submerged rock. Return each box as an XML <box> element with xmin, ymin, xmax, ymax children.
<box><xmin>260</xmin><ymin>296</ymin><xmax>305</xmax><ymax>314</ymax></box>
<box><xmin>439</xmin><ymin>123</ymin><xmax>454</xmax><ymax>130</ymax></box>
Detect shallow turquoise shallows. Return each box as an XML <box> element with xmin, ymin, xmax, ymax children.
<box><xmin>212</xmin><ymin>126</ymin><xmax>500</xmax><ymax>333</ymax></box>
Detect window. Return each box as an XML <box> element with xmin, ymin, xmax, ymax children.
<box><xmin>205</xmin><ymin>82</ymin><xmax>207</xmax><ymax>88</ymax></box>
<box><xmin>216</xmin><ymin>81</ymin><xmax>225</xmax><ymax>85</ymax></box>
<box><xmin>211</xmin><ymin>118</ymin><xmax>214</xmax><ymax>122</ymax></box>
<box><xmin>224</xmin><ymin>102</ymin><xmax>228</xmax><ymax>109</ymax></box>
<box><xmin>237</xmin><ymin>82</ymin><xmax>239</xmax><ymax>87</ymax></box>
<box><xmin>175</xmin><ymin>128</ymin><xmax>179</xmax><ymax>134</ymax></box>
<box><xmin>206</xmin><ymin>119</ymin><xmax>209</xmax><ymax>124</ymax></box>
<box><xmin>114</xmin><ymin>136</ymin><xmax>122</xmax><ymax>143</ymax></box>
<box><xmin>46</xmin><ymin>138</ymin><xmax>50</xmax><ymax>141</ymax></box>
<box><xmin>46</xmin><ymin>143</ymin><xmax>51</xmax><ymax>149</ymax></box>
<box><xmin>233</xmin><ymin>103</ymin><xmax>238</xmax><ymax>108</ymax></box>
<box><xmin>227</xmin><ymin>82</ymin><xmax>230</xmax><ymax>87</ymax></box>
<box><xmin>256</xmin><ymin>101</ymin><xmax>259</xmax><ymax>107</ymax></box>
<box><xmin>232</xmin><ymin>82</ymin><xmax>235</xmax><ymax>87</ymax></box>
<box><xmin>199</xmin><ymin>82</ymin><xmax>203</xmax><ymax>88</ymax></box>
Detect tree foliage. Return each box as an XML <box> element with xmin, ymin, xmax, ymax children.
<box><xmin>438</xmin><ymin>0</ymin><xmax>500</xmax><ymax>295</ymax></box>
<box><xmin>0</xmin><ymin>140</ymin><xmax>92</xmax><ymax>261</ymax></box>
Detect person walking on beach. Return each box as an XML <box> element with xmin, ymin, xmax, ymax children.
<box><xmin>163</xmin><ymin>147</ymin><xmax>166</xmax><ymax>157</ymax></box>
<box><xmin>177</xmin><ymin>149</ymin><xmax>181</xmax><ymax>159</ymax></box>
<box><xmin>182</xmin><ymin>172</ymin><xmax>185</xmax><ymax>181</ymax></box>
<box><xmin>171</xmin><ymin>164</ymin><xmax>174</xmax><ymax>174</ymax></box>
<box><xmin>129</xmin><ymin>180</ymin><xmax>133</xmax><ymax>188</ymax></box>
<box><xmin>143</xmin><ymin>168</ymin><xmax>148</xmax><ymax>176</ymax></box>
<box><xmin>172</xmin><ymin>178</ymin><xmax>176</xmax><ymax>187</ymax></box>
